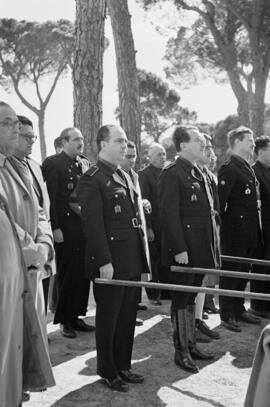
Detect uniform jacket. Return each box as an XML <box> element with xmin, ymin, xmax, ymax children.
<box><xmin>139</xmin><ymin>164</ymin><xmax>162</xmax><ymax>231</ymax></box>
<box><xmin>0</xmin><ymin>153</ymin><xmax>53</xmax><ymax>268</ymax></box>
<box><xmin>0</xmin><ymin>191</ymin><xmax>55</xmax><ymax>407</ymax></box>
<box><xmin>252</xmin><ymin>160</ymin><xmax>270</xmax><ymax>240</ymax></box>
<box><xmin>218</xmin><ymin>154</ymin><xmax>261</xmax><ymax>252</ymax></box>
<box><xmin>42</xmin><ymin>151</ymin><xmax>90</xmax><ymax>241</ymax></box>
<box><xmin>77</xmin><ymin>160</ymin><xmax>150</xmax><ymax>280</ymax></box>
<box><xmin>159</xmin><ymin>157</ymin><xmax>216</xmax><ymax>268</ymax></box>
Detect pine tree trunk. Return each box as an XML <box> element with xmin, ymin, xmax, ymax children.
<box><xmin>38</xmin><ymin>109</ymin><xmax>47</xmax><ymax>161</ymax></box>
<box><xmin>73</xmin><ymin>0</ymin><xmax>106</xmax><ymax>162</ymax></box>
<box><xmin>107</xmin><ymin>0</ymin><xmax>141</xmax><ymax>152</ymax></box>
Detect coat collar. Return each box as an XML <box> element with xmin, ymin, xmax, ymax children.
<box><xmin>176</xmin><ymin>156</ymin><xmax>203</xmax><ymax>181</ymax></box>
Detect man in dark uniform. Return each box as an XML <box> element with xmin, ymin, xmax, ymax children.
<box><xmin>77</xmin><ymin>125</ymin><xmax>149</xmax><ymax>392</ymax></box>
<box><xmin>250</xmin><ymin>136</ymin><xmax>270</xmax><ymax>318</ymax></box>
<box><xmin>42</xmin><ymin>127</ymin><xmax>93</xmax><ymax>338</ymax></box>
<box><xmin>159</xmin><ymin>125</ymin><xmax>214</xmax><ymax>374</ymax></box>
<box><xmin>139</xmin><ymin>143</ymin><xmax>168</xmax><ymax>303</ymax></box>
<box><xmin>218</xmin><ymin>126</ymin><xmax>261</xmax><ymax>332</ymax></box>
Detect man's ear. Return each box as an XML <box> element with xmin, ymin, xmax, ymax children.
<box><xmin>100</xmin><ymin>140</ymin><xmax>107</xmax><ymax>150</ymax></box>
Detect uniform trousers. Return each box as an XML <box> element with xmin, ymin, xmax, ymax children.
<box><xmin>54</xmin><ymin>240</ymin><xmax>90</xmax><ymax>325</ymax></box>
<box><xmin>93</xmin><ymin>282</ymin><xmax>140</xmax><ymax>380</ymax></box>
<box><xmin>170</xmin><ymin>267</ymin><xmax>204</xmax><ymax>310</ymax></box>
<box><xmin>250</xmin><ymin>240</ymin><xmax>270</xmax><ymax>313</ymax></box>
<box><xmin>219</xmin><ymin>245</ymin><xmax>256</xmax><ymax>321</ymax></box>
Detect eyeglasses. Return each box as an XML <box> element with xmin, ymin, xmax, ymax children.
<box><xmin>20</xmin><ymin>134</ymin><xmax>37</xmax><ymax>143</ymax></box>
<box><xmin>0</xmin><ymin>119</ymin><xmax>20</xmax><ymax>129</ymax></box>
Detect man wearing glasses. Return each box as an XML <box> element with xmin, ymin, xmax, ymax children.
<box><xmin>10</xmin><ymin>115</ymin><xmax>53</xmax><ymax>341</ymax></box>
<box><xmin>0</xmin><ymin>101</ymin><xmax>55</xmax><ymax>404</ymax></box>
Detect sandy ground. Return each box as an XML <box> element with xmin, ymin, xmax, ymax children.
<box><xmin>27</xmin><ymin>291</ymin><xmax>268</xmax><ymax>407</ymax></box>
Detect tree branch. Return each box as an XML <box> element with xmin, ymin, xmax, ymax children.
<box><xmin>13</xmin><ymin>79</ymin><xmax>39</xmax><ymax>115</ymax></box>
<box><xmin>174</xmin><ymin>0</ymin><xmax>207</xmax><ymax>18</ymax></box>
<box><xmin>223</xmin><ymin>0</ymin><xmax>251</xmax><ymax>32</ymax></box>
<box><xmin>43</xmin><ymin>61</ymin><xmax>66</xmax><ymax>107</ymax></box>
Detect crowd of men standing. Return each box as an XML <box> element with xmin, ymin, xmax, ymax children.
<box><xmin>1</xmin><ymin>99</ymin><xmax>270</xmax><ymax>404</ymax></box>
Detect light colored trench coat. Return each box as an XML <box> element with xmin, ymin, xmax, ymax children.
<box><xmin>0</xmin><ymin>193</ymin><xmax>55</xmax><ymax>407</ymax></box>
<box><xmin>0</xmin><ymin>153</ymin><xmax>54</xmax><ymax>343</ymax></box>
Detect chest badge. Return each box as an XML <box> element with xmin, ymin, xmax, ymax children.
<box><xmin>245</xmin><ymin>187</ymin><xmax>251</xmax><ymax>195</ymax></box>
<box><xmin>114</xmin><ymin>204</ymin><xmax>121</xmax><ymax>214</ymax></box>
<box><xmin>191</xmin><ymin>194</ymin><xmax>197</xmax><ymax>202</ymax></box>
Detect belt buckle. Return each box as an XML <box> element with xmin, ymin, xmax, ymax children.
<box><xmin>132</xmin><ymin>218</ymin><xmax>139</xmax><ymax>228</ymax></box>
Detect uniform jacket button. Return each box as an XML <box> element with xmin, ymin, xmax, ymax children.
<box><xmin>187</xmin><ymin>225</ymin><xmax>190</xmax><ymax>228</ymax></box>
<box><xmin>67</xmin><ymin>212</ymin><xmax>70</xmax><ymax>216</ymax></box>
<box><xmin>110</xmin><ymin>237</ymin><xmax>114</xmax><ymax>240</ymax></box>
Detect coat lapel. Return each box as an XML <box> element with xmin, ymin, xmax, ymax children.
<box><xmin>6</xmin><ymin>158</ymin><xmax>31</xmax><ymax>196</ymax></box>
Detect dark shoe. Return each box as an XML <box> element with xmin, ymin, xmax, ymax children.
<box><xmin>135</xmin><ymin>319</ymin><xmax>143</xmax><ymax>326</ymax></box>
<box><xmin>202</xmin><ymin>311</ymin><xmax>209</xmax><ymax>320</ymax></box>
<box><xmin>102</xmin><ymin>376</ymin><xmax>129</xmax><ymax>392</ymax></box>
<box><xmin>249</xmin><ymin>308</ymin><xmax>270</xmax><ymax>319</ymax></box>
<box><xmin>238</xmin><ymin>311</ymin><xmax>261</xmax><ymax>325</ymax></box>
<box><xmin>204</xmin><ymin>306</ymin><xmax>219</xmax><ymax>314</ymax></box>
<box><xmin>119</xmin><ymin>369</ymin><xmax>144</xmax><ymax>383</ymax></box>
<box><xmin>189</xmin><ymin>345</ymin><xmax>214</xmax><ymax>360</ymax></box>
<box><xmin>60</xmin><ymin>324</ymin><xmax>77</xmax><ymax>338</ymax></box>
<box><xmin>196</xmin><ymin>319</ymin><xmax>220</xmax><ymax>339</ymax></box>
<box><xmin>196</xmin><ymin>328</ymin><xmax>212</xmax><ymax>343</ymax></box>
<box><xmin>221</xmin><ymin>318</ymin><xmax>241</xmax><ymax>332</ymax></box>
<box><xmin>137</xmin><ymin>303</ymin><xmax>148</xmax><ymax>311</ymax></box>
<box><xmin>73</xmin><ymin>318</ymin><xmax>95</xmax><ymax>332</ymax></box>
<box><xmin>22</xmin><ymin>391</ymin><xmax>31</xmax><ymax>402</ymax></box>
<box><xmin>174</xmin><ymin>350</ymin><xmax>199</xmax><ymax>373</ymax></box>
<box><xmin>204</xmin><ymin>294</ymin><xmax>219</xmax><ymax>314</ymax></box>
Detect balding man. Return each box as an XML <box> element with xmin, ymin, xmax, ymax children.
<box><xmin>139</xmin><ymin>143</ymin><xmax>168</xmax><ymax>303</ymax></box>
<box><xmin>42</xmin><ymin>127</ymin><xmax>94</xmax><ymax>338</ymax></box>
<box><xmin>78</xmin><ymin>125</ymin><xmax>150</xmax><ymax>392</ymax></box>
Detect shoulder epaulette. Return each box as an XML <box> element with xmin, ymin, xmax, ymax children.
<box><xmin>163</xmin><ymin>162</ymin><xmax>176</xmax><ymax>170</ymax></box>
<box><xmin>88</xmin><ymin>165</ymin><xmax>99</xmax><ymax>176</ymax></box>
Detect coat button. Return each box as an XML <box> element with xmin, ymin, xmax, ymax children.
<box><xmin>115</xmin><ymin>194</ymin><xmax>118</xmax><ymax>198</ymax></box>
<box><xmin>187</xmin><ymin>225</ymin><xmax>190</xmax><ymax>228</ymax></box>
<box><xmin>110</xmin><ymin>237</ymin><xmax>114</xmax><ymax>240</ymax></box>
<box><xmin>67</xmin><ymin>212</ymin><xmax>70</xmax><ymax>216</ymax></box>
<box><xmin>91</xmin><ymin>256</ymin><xmax>95</xmax><ymax>260</ymax></box>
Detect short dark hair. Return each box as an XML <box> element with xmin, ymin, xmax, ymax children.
<box><xmin>54</xmin><ymin>135</ymin><xmax>64</xmax><ymax>149</ymax></box>
<box><xmin>227</xmin><ymin>126</ymin><xmax>253</xmax><ymax>148</ymax></box>
<box><xmin>59</xmin><ymin>127</ymin><xmax>76</xmax><ymax>142</ymax></box>
<box><xmin>96</xmin><ymin>125</ymin><xmax>116</xmax><ymax>151</ymax></box>
<box><xmin>254</xmin><ymin>136</ymin><xmax>270</xmax><ymax>155</ymax></box>
<box><xmin>127</xmin><ymin>140</ymin><xmax>136</xmax><ymax>149</ymax></box>
<box><xmin>17</xmin><ymin>115</ymin><xmax>33</xmax><ymax>128</ymax></box>
<box><xmin>172</xmin><ymin>125</ymin><xmax>198</xmax><ymax>152</ymax></box>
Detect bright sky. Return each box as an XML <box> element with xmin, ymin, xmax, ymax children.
<box><xmin>1</xmin><ymin>0</ymin><xmax>245</xmax><ymax>162</ymax></box>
